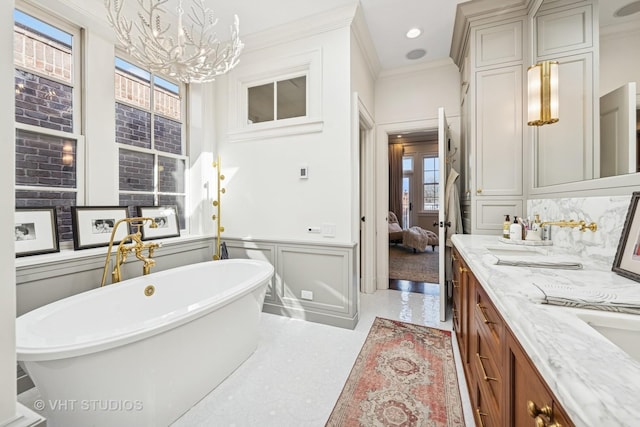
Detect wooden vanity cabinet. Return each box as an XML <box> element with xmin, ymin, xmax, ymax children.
<box><xmin>506</xmin><ymin>332</ymin><xmax>574</xmax><ymax>427</ymax></box>
<box><xmin>452</xmin><ymin>248</ymin><xmax>470</xmax><ymax>376</ymax></box>
<box><xmin>453</xmin><ymin>247</ymin><xmax>575</xmax><ymax>427</ymax></box>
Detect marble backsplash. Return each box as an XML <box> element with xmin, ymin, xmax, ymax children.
<box><xmin>527</xmin><ymin>195</ymin><xmax>634</xmax><ymax>268</ymax></box>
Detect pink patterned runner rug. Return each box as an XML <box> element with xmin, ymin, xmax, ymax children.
<box><xmin>326</xmin><ymin>317</ymin><xmax>465</xmax><ymax>427</ymax></box>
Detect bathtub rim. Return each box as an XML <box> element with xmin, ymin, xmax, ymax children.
<box><xmin>16</xmin><ymin>259</ymin><xmax>274</xmax><ymax>362</ymax></box>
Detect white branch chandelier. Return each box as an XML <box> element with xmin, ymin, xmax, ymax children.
<box><xmin>104</xmin><ymin>0</ymin><xmax>243</xmax><ymax>83</ymax></box>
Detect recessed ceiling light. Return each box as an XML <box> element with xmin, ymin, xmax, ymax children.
<box><xmin>614</xmin><ymin>0</ymin><xmax>640</xmax><ymax>17</ymax></box>
<box><xmin>406</xmin><ymin>49</ymin><xmax>426</xmax><ymax>60</ymax></box>
<box><xmin>406</xmin><ymin>28</ymin><xmax>422</xmax><ymax>39</ymax></box>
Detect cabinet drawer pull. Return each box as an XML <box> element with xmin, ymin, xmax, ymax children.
<box><xmin>476</xmin><ymin>303</ymin><xmax>494</xmax><ymax>324</ymax></box>
<box><xmin>475</xmin><ymin>408</ymin><xmax>488</xmax><ymax>427</ymax></box>
<box><xmin>475</xmin><ymin>353</ymin><xmax>497</xmax><ymax>382</ymax></box>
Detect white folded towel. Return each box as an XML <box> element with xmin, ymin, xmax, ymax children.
<box><xmin>531</xmin><ymin>282</ymin><xmax>640</xmax><ymax>315</ymax></box>
<box><xmin>482</xmin><ymin>254</ymin><xmax>583</xmax><ymax>270</ymax></box>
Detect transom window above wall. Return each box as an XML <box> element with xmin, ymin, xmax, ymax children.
<box><xmin>114</xmin><ymin>57</ymin><xmax>187</xmax><ymax>230</ymax></box>
<box><xmin>13</xmin><ymin>7</ymin><xmax>82</xmax><ymax>243</ymax></box>
<box><xmin>247</xmin><ymin>75</ymin><xmax>307</xmax><ymax>124</ymax></box>
<box><xmin>227</xmin><ymin>48</ymin><xmax>323</xmax><ymax>141</ymax></box>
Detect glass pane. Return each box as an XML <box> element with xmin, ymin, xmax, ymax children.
<box><xmin>119</xmin><ymin>149</ymin><xmax>154</xmax><ymax>191</ymax></box>
<box><xmin>15</xmin><ymin>129</ymin><xmax>76</xmax><ymax>188</ymax></box>
<box><xmin>158</xmin><ymin>156</ymin><xmax>185</xmax><ymax>193</ymax></box>
<box><xmin>15</xmin><ymin>70</ymin><xmax>73</xmax><ymax>132</ymax></box>
<box><xmin>422</xmin><ymin>156</ymin><xmax>439</xmax><ymax>210</ymax></box>
<box><xmin>116</xmin><ymin>103</ymin><xmax>151</xmax><ymax>149</ymax></box>
<box><xmin>115</xmin><ymin>58</ymin><xmax>151</xmax><ymax>110</ymax></box>
<box><xmin>277</xmin><ymin>76</ymin><xmax>306</xmax><ymax>120</ymax></box>
<box><xmin>154</xmin><ymin>116</ymin><xmax>182</xmax><ymax>154</ymax></box>
<box><xmin>14</xmin><ymin>9</ymin><xmax>73</xmax><ymax>83</ymax></box>
<box><xmin>153</xmin><ymin>75</ymin><xmax>181</xmax><ymax>120</ymax></box>
<box><xmin>16</xmin><ymin>190</ymin><xmax>75</xmax><ymax>242</ymax></box>
<box><xmin>402</xmin><ymin>156</ymin><xmax>413</xmax><ymax>172</ymax></box>
<box><xmin>248</xmin><ymin>83</ymin><xmax>274</xmax><ymax>124</ymax></box>
<box><xmin>158</xmin><ymin>195</ymin><xmax>185</xmax><ymax>230</ymax></box>
<box><xmin>119</xmin><ymin>193</ymin><xmax>155</xmax><ymax>218</ymax></box>
<box><xmin>402</xmin><ymin>176</ymin><xmax>410</xmax><ymax>228</ymax></box>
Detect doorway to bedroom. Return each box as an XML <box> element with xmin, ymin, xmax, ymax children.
<box><xmin>388</xmin><ymin>130</ymin><xmax>440</xmax><ymax>294</ymax></box>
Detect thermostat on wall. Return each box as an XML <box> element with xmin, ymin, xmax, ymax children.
<box><xmin>300</xmin><ymin>165</ymin><xmax>309</xmax><ymax>179</ymax></box>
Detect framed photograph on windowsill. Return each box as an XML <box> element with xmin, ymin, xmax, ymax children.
<box><xmin>15</xmin><ymin>207</ymin><xmax>59</xmax><ymax>257</ymax></box>
<box><xmin>136</xmin><ymin>205</ymin><xmax>180</xmax><ymax>240</ymax></box>
<box><xmin>71</xmin><ymin>206</ymin><xmax>129</xmax><ymax>250</ymax></box>
<box><xmin>613</xmin><ymin>191</ymin><xmax>640</xmax><ymax>282</ymax></box>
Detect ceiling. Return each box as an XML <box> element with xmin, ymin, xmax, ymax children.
<box><xmin>201</xmin><ymin>0</ymin><xmax>467</xmax><ymax>71</ymax></box>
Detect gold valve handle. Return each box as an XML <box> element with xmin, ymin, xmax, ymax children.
<box><xmin>528</xmin><ymin>400</ymin><xmax>562</xmax><ymax>427</ymax></box>
<box><xmin>452</xmin><ymin>279</ymin><xmax>460</xmax><ymax>288</ymax></box>
<box><xmin>459</xmin><ymin>266</ymin><xmax>468</xmax><ymax>273</ymax></box>
<box><xmin>527</xmin><ymin>400</ymin><xmax>553</xmax><ymax>418</ymax></box>
<box><xmin>452</xmin><ymin>253</ymin><xmax>458</xmax><ymax>261</ymax></box>
<box><xmin>475</xmin><ymin>353</ymin><xmax>497</xmax><ymax>382</ymax></box>
<box><xmin>476</xmin><ymin>303</ymin><xmax>494</xmax><ymax>324</ymax></box>
<box><xmin>475</xmin><ymin>408</ymin><xmax>488</xmax><ymax>427</ymax></box>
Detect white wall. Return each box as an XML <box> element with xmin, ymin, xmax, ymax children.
<box><xmin>215</xmin><ymin>19</ymin><xmax>355</xmax><ymax>244</ymax></box>
<box><xmin>375</xmin><ymin>60</ymin><xmax>461</xmax><ymax>125</ymax></box>
<box><xmin>600</xmin><ymin>27</ymin><xmax>640</xmax><ymax>98</ymax></box>
<box><xmin>1</xmin><ymin>0</ymin><xmax>16</xmax><ymax>423</ymax></box>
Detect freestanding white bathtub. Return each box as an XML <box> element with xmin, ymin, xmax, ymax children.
<box><xmin>16</xmin><ymin>258</ymin><xmax>274</xmax><ymax>427</ymax></box>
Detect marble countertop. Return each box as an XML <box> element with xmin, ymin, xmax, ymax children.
<box><xmin>452</xmin><ymin>234</ymin><xmax>640</xmax><ymax>427</ymax></box>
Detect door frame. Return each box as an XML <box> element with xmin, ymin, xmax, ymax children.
<box><xmin>375</xmin><ymin>118</ymin><xmax>441</xmax><ymax>290</ymax></box>
<box><xmin>353</xmin><ymin>93</ymin><xmax>376</xmax><ymax>294</ymax></box>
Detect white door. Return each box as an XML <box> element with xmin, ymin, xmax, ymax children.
<box><xmin>437</xmin><ymin>107</ymin><xmax>449</xmax><ymax>322</ymax></box>
<box><xmin>600</xmin><ymin>82</ymin><xmax>637</xmax><ymax>178</ymax></box>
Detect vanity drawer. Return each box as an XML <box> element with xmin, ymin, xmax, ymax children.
<box><xmin>473</xmin><ymin>331</ymin><xmax>503</xmax><ymax>414</ymax></box>
<box><xmin>473</xmin><ymin>380</ymin><xmax>501</xmax><ymax>427</ymax></box>
<box><xmin>473</xmin><ymin>283</ymin><xmax>504</xmax><ymax>365</ymax></box>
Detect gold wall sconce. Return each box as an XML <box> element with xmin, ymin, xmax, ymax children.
<box><xmin>527</xmin><ymin>60</ymin><xmax>559</xmax><ymax>126</ymax></box>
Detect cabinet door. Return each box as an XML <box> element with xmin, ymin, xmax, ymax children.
<box><xmin>506</xmin><ymin>331</ymin><xmax>575</xmax><ymax>427</ymax></box>
<box><xmin>452</xmin><ymin>249</ymin><xmax>468</xmax><ymax>367</ymax></box>
<box><xmin>475</xmin><ymin>65</ymin><xmax>523</xmax><ymax>197</ymax></box>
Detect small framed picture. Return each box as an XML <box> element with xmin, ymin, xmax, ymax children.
<box><xmin>613</xmin><ymin>192</ymin><xmax>640</xmax><ymax>282</ymax></box>
<box><xmin>15</xmin><ymin>207</ymin><xmax>59</xmax><ymax>257</ymax></box>
<box><xmin>71</xmin><ymin>206</ymin><xmax>129</xmax><ymax>250</ymax></box>
<box><xmin>136</xmin><ymin>205</ymin><xmax>180</xmax><ymax>240</ymax></box>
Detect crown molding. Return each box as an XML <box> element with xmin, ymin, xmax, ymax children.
<box><xmin>351</xmin><ymin>3</ymin><xmax>381</xmax><ymax>80</ymax></box>
<box><xmin>450</xmin><ymin>0</ymin><xmax>532</xmax><ymax>67</ymax></box>
<box><xmin>378</xmin><ymin>58</ymin><xmax>456</xmax><ymax>79</ymax></box>
<box><xmin>241</xmin><ymin>4</ymin><xmax>357</xmax><ymax>54</ymax></box>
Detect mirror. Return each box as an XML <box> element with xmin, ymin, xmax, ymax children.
<box><xmin>534</xmin><ymin>0</ymin><xmax>640</xmax><ymax>188</ymax></box>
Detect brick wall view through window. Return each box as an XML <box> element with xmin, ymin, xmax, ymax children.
<box><xmin>115</xmin><ymin>58</ymin><xmax>187</xmax><ymax>229</ymax></box>
<box><xmin>14</xmin><ymin>9</ymin><xmax>80</xmax><ymax>242</ymax></box>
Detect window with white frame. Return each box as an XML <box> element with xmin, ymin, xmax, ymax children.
<box><xmin>13</xmin><ymin>8</ymin><xmax>82</xmax><ymax>242</ymax></box>
<box><xmin>114</xmin><ymin>57</ymin><xmax>187</xmax><ymax>229</ymax></box>
<box><xmin>247</xmin><ymin>75</ymin><xmax>306</xmax><ymax>124</ymax></box>
<box><xmin>423</xmin><ymin>156</ymin><xmax>440</xmax><ymax>210</ymax></box>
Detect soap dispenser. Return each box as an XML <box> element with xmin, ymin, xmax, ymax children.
<box><xmin>509</xmin><ymin>216</ymin><xmax>523</xmax><ymax>241</ymax></box>
<box><xmin>502</xmin><ymin>215</ymin><xmax>511</xmax><ymax>239</ymax></box>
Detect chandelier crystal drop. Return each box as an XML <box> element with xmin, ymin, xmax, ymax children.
<box><xmin>104</xmin><ymin>0</ymin><xmax>243</xmax><ymax>83</ymax></box>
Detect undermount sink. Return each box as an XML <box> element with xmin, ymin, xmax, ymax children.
<box><xmin>575</xmin><ymin>311</ymin><xmax>640</xmax><ymax>363</ymax></box>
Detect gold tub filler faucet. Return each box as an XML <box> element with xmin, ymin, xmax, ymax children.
<box><xmin>100</xmin><ymin>217</ymin><xmax>161</xmax><ymax>286</ymax></box>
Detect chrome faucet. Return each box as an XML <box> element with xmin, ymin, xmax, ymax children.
<box><xmin>100</xmin><ymin>217</ymin><xmax>161</xmax><ymax>286</ymax></box>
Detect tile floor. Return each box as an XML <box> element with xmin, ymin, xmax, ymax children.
<box><xmin>172</xmin><ymin>287</ymin><xmax>474</xmax><ymax>426</ymax></box>
<box><xmin>18</xmin><ymin>287</ymin><xmax>475</xmax><ymax>426</ymax></box>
